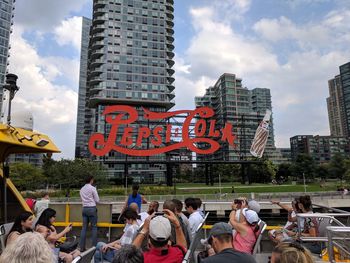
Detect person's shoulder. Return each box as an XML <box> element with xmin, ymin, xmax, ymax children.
<box><xmin>228</xmin><ymin>249</ymin><xmax>256</xmax><ymax>262</ymax></box>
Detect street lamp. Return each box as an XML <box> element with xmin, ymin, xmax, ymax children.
<box><xmin>3</xmin><ymin>73</ymin><xmax>19</xmax><ymax>125</ymax></box>
<box><xmin>2</xmin><ymin>73</ymin><xmax>19</xmax><ymax>223</ymax></box>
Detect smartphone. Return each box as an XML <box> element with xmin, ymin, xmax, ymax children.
<box><xmin>155</xmin><ymin>212</ymin><xmax>165</xmax><ymax>216</ymax></box>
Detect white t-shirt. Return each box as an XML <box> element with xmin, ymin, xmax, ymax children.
<box><xmin>284</xmin><ymin>211</ymin><xmax>296</xmax><ymax>229</ymax></box>
<box><xmin>139</xmin><ymin>212</ymin><xmax>149</xmax><ymax>222</ymax></box>
<box><xmin>34</xmin><ymin>199</ymin><xmax>50</xmax><ymax>217</ymax></box>
<box><xmin>189</xmin><ymin>211</ymin><xmax>203</xmax><ymax>240</ymax></box>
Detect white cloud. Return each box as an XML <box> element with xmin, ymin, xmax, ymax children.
<box><xmin>7</xmin><ymin>26</ymin><xmax>79</xmax><ymax>158</ymax></box>
<box><xmin>14</xmin><ymin>0</ymin><xmax>89</xmax><ymax>31</ymax></box>
<box><xmin>175</xmin><ymin>2</ymin><xmax>350</xmax><ymax>149</ymax></box>
<box><xmin>54</xmin><ymin>16</ymin><xmax>83</xmax><ymax>50</ymax></box>
<box><xmin>253</xmin><ymin>10</ymin><xmax>350</xmax><ymax>50</ymax></box>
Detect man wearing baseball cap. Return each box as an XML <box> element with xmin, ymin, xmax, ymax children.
<box><xmin>133</xmin><ymin>209</ymin><xmax>187</xmax><ymax>263</ymax></box>
<box><xmin>202</xmin><ymin>222</ymin><xmax>256</xmax><ymax>263</ymax></box>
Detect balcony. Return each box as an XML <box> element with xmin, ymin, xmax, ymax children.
<box><xmin>166</xmin><ymin>35</ymin><xmax>174</xmax><ymax>42</ymax></box>
<box><xmin>90</xmin><ymin>48</ymin><xmax>104</xmax><ymax>59</ymax></box>
<box><xmin>94</xmin><ymin>0</ymin><xmax>108</xmax><ymax>8</ymax></box>
<box><xmin>90</xmin><ymin>58</ymin><xmax>105</xmax><ymax>67</ymax></box>
<box><xmin>166</xmin><ymin>27</ymin><xmax>174</xmax><ymax>34</ymax></box>
<box><xmin>165</xmin><ymin>11</ymin><xmax>174</xmax><ymax>20</ymax></box>
<box><xmin>167</xmin><ymin>84</ymin><xmax>175</xmax><ymax>92</ymax></box>
<box><xmin>166</xmin><ymin>68</ymin><xmax>175</xmax><ymax>75</ymax></box>
<box><xmin>166</xmin><ymin>20</ymin><xmax>174</xmax><ymax>28</ymax></box>
<box><xmin>166</xmin><ymin>58</ymin><xmax>175</xmax><ymax>67</ymax></box>
<box><xmin>94</xmin><ymin>8</ymin><xmax>106</xmax><ymax>16</ymax></box>
<box><xmin>167</xmin><ymin>75</ymin><xmax>175</xmax><ymax>84</ymax></box>
<box><xmin>89</xmin><ymin>77</ymin><xmax>103</xmax><ymax>85</ymax></box>
<box><xmin>166</xmin><ymin>3</ymin><xmax>174</xmax><ymax>12</ymax></box>
<box><xmin>91</xmin><ymin>32</ymin><xmax>105</xmax><ymax>41</ymax></box>
<box><xmin>91</xmin><ymin>24</ymin><xmax>105</xmax><ymax>34</ymax></box>
<box><xmin>93</xmin><ymin>15</ymin><xmax>107</xmax><ymax>25</ymax></box>
<box><xmin>91</xmin><ymin>40</ymin><xmax>104</xmax><ymax>50</ymax></box>
<box><xmin>89</xmin><ymin>66</ymin><xmax>103</xmax><ymax>77</ymax></box>
<box><xmin>166</xmin><ymin>50</ymin><xmax>175</xmax><ymax>59</ymax></box>
<box><xmin>166</xmin><ymin>41</ymin><xmax>174</xmax><ymax>50</ymax></box>
<box><xmin>168</xmin><ymin>91</ymin><xmax>175</xmax><ymax>99</ymax></box>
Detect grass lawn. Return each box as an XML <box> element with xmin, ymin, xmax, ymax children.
<box><xmin>44</xmin><ymin>182</ymin><xmax>339</xmax><ymax>198</ymax></box>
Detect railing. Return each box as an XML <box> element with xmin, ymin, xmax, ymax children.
<box><xmin>326</xmin><ymin>226</ymin><xmax>350</xmax><ymax>263</ymax></box>
<box><xmin>51</xmin><ymin>191</ymin><xmax>349</xmax><ymax>203</ymax></box>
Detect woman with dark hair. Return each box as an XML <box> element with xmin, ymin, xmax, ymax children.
<box><xmin>35</xmin><ymin>208</ymin><xmax>78</xmax><ymax>263</ymax></box>
<box><xmin>95</xmin><ymin>208</ymin><xmax>140</xmax><ymax>263</ymax></box>
<box><xmin>6</xmin><ymin>211</ymin><xmax>34</xmax><ymax>246</ymax></box>
<box><xmin>284</xmin><ymin>195</ymin><xmax>321</xmax><ymax>254</ymax></box>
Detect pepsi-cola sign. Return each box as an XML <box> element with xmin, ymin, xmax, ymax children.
<box><xmin>89</xmin><ymin>105</ymin><xmax>236</xmax><ymax>156</ymax></box>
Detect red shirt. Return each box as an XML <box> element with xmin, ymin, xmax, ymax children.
<box><xmin>143</xmin><ymin>245</ymin><xmax>186</xmax><ymax>263</ymax></box>
<box><xmin>26</xmin><ymin>198</ymin><xmax>36</xmax><ymax>211</ymax></box>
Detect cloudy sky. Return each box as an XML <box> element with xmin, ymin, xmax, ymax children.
<box><xmin>7</xmin><ymin>0</ymin><xmax>350</xmax><ymax>159</ymax></box>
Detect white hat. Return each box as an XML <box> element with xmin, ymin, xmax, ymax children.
<box><xmin>248</xmin><ymin>200</ymin><xmax>261</xmax><ymax>213</ymax></box>
<box><xmin>149</xmin><ymin>216</ymin><xmax>171</xmax><ymax>241</ymax></box>
<box><xmin>242</xmin><ymin>208</ymin><xmax>260</xmax><ymax>224</ymax></box>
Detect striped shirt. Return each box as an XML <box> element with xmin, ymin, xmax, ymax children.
<box><xmin>80</xmin><ymin>183</ymin><xmax>100</xmax><ymax>207</ymax></box>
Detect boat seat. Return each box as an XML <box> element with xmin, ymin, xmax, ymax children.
<box><xmin>0</xmin><ymin>222</ymin><xmax>14</xmax><ymax>252</ymax></box>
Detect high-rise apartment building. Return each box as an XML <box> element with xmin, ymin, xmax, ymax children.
<box><xmin>195</xmin><ymin>73</ymin><xmax>276</xmax><ymax>161</ymax></box>
<box><xmin>0</xmin><ymin>0</ymin><xmax>15</xmax><ymax>120</ymax></box>
<box><xmin>290</xmin><ymin>135</ymin><xmax>350</xmax><ymax>163</ymax></box>
<box><xmin>76</xmin><ymin>0</ymin><xmax>175</xmax><ymax>183</ymax></box>
<box><xmin>340</xmin><ymin>62</ymin><xmax>350</xmax><ymax>136</ymax></box>
<box><xmin>75</xmin><ymin>17</ymin><xmax>92</xmax><ymax>158</ymax></box>
<box><xmin>327</xmin><ymin>75</ymin><xmax>346</xmax><ymax>136</ymax></box>
<box><xmin>327</xmin><ymin>62</ymin><xmax>350</xmax><ymax>137</ymax></box>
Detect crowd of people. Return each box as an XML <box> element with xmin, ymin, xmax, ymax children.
<box><xmin>0</xmin><ymin>178</ymin><xmax>324</xmax><ymax>263</ymax></box>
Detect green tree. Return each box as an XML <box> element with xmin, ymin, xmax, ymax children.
<box><xmin>248</xmin><ymin>159</ymin><xmax>276</xmax><ymax>183</ymax></box>
<box><xmin>290</xmin><ymin>154</ymin><xmax>316</xmax><ymax>181</ymax></box>
<box><xmin>276</xmin><ymin>163</ymin><xmax>292</xmax><ymax>182</ymax></box>
<box><xmin>43</xmin><ymin>158</ymin><xmax>107</xmax><ymax>189</ymax></box>
<box><xmin>10</xmin><ymin>162</ymin><xmax>46</xmax><ymax>191</ymax></box>
<box><xmin>315</xmin><ymin>163</ymin><xmax>329</xmax><ymax>180</ymax></box>
<box><xmin>328</xmin><ymin>153</ymin><xmax>346</xmax><ymax>183</ymax></box>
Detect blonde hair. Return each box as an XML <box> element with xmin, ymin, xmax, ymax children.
<box><xmin>272</xmin><ymin>242</ymin><xmax>315</xmax><ymax>263</ymax></box>
<box><xmin>0</xmin><ymin>232</ymin><xmax>54</xmax><ymax>263</ymax></box>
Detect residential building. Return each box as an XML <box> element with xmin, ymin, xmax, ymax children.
<box><xmin>327</xmin><ymin>61</ymin><xmax>350</xmax><ymax>137</ymax></box>
<box><xmin>290</xmin><ymin>135</ymin><xmax>350</xmax><ymax>163</ymax></box>
<box><xmin>195</xmin><ymin>73</ymin><xmax>276</xmax><ymax>161</ymax></box>
<box><xmin>76</xmin><ymin>0</ymin><xmax>175</xmax><ymax>183</ymax></box>
<box><xmin>327</xmin><ymin>75</ymin><xmax>346</xmax><ymax>136</ymax></box>
<box><xmin>75</xmin><ymin>17</ymin><xmax>92</xmax><ymax>158</ymax></box>
<box><xmin>0</xmin><ymin>0</ymin><xmax>15</xmax><ymax>121</ymax></box>
<box><xmin>340</xmin><ymin>62</ymin><xmax>350</xmax><ymax>136</ymax></box>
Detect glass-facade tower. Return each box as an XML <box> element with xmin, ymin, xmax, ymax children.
<box><xmin>77</xmin><ymin>0</ymin><xmax>175</xmax><ymax>183</ymax></box>
<box><xmin>0</xmin><ymin>0</ymin><xmax>15</xmax><ymax>120</ymax></box>
<box><xmin>75</xmin><ymin>17</ymin><xmax>92</xmax><ymax>158</ymax></box>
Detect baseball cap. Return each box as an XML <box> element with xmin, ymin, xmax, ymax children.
<box><xmin>248</xmin><ymin>200</ymin><xmax>261</xmax><ymax>213</ymax></box>
<box><xmin>242</xmin><ymin>208</ymin><xmax>260</xmax><ymax>224</ymax></box>
<box><xmin>208</xmin><ymin>222</ymin><xmax>232</xmax><ymax>244</ymax></box>
<box><xmin>149</xmin><ymin>216</ymin><xmax>171</xmax><ymax>241</ymax></box>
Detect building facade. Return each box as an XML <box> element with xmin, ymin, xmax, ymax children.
<box><xmin>290</xmin><ymin>135</ymin><xmax>350</xmax><ymax>163</ymax></box>
<box><xmin>76</xmin><ymin>0</ymin><xmax>175</xmax><ymax>183</ymax></box>
<box><xmin>195</xmin><ymin>73</ymin><xmax>276</xmax><ymax>161</ymax></box>
<box><xmin>327</xmin><ymin>61</ymin><xmax>350</xmax><ymax>137</ymax></box>
<box><xmin>327</xmin><ymin>75</ymin><xmax>346</xmax><ymax>136</ymax></box>
<box><xmin>340</xmin><ymin>62</ymin><xmax>350</xmax><ymax>137</ymax></box>
<box><xmin>0</xmin><ymin>0</ymin><xmax>15</xmax><ymax>121</ymax></box>
<box><xmin>75</xmin><ymin>17</ymin><xmax>92</xmax><ymax>158</ymax></box>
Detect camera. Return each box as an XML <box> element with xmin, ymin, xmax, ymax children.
<box><xmin>234</xmin><ymin>199</ymin><xmax>243</xmax><ymax>204</ymax></box>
